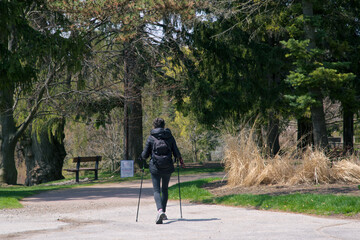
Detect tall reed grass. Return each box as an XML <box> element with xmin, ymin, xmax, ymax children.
<box><xmin>224</xmin><ymin>127</ymin><xmax>360</xmax><ymax>187</ymax></box>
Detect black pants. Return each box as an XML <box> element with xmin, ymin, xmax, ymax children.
<box><xmin>151</xmin><ymin>173</ymin><xmax>171</xmax><ymax>212</ymax></box>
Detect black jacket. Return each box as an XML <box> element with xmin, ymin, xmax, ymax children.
<box><xmin>141</xmin><ymin>128</ymin><xmax>181</xmax><ymax>174</ymax></box>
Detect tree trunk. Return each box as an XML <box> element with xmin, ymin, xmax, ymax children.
<box><xmin>124</xmin><ymin>91</ymin><xmax>143</xmax><ymax>164</ymax></box>
<box><xmin>343</xmin><ymin>108</ymin><xmax>354</xmax><ymax>153</ymax></box>
<box><xmin>297</xmin><ymin>116</ymin><xmax>313</xmax><ymax>149</ymax></box>
<box><xmin>267</xmin><ymin>111</ymin><xmax>280</xmax><ymax>157</ymax></box>
<box><xmin>21</xmin><ymin>120</ymin><xmax>66</xmax><ymax>186</ymax></box>
<box><xmin>123</xmin><ymin>44</ymin><xmax>143</xmax><ymax>166</ymax></box>
<box><xmin>302</xmin><ymin>0</ymin><xmax>328</xmax><ymax>149</ymax></box>
<box><xmin>192</xmin><ymin>137</ymin><xmax>198</xmax><ymax>163</ymax></box>
<box><xmin>0</xmin><ymin>24</ymin><xmax>18</xmax><ymax>184</ymax></box>
<box><xmin>310</xmin><ymin>94</ymin><xmax>328</xmax><ymax>149</ymax></box>
<box><xmin>265</xmin><ymin>41</ymin><xmax>281</xmax><ymax>156</ymax></box>
<box><xmin>302</xmin><ymin>0</ymin><xmax>316</xmax><ymax>49</ymax></box>
<box><xmin>0</xmin><ymin>87</ymin><xmax>18</xmax><ymax>184</ymax></box>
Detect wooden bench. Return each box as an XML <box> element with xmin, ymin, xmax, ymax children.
<box><xmin>64</xmin><ymin>156</ymin><xmax>102</xmax><ymax>183</ymax></box>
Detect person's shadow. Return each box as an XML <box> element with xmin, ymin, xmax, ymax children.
<box><xmin>164</xmin><ymin>218</ymin><xmax>220</xmax><ymax>224</ymax></box>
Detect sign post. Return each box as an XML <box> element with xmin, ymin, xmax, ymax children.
<box><xmin>120</xmin><ymin>160</ymin><xmax>134</xmax><ymax>178</ymax></box>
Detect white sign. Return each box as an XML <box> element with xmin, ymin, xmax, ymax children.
<box><xmin>120</xmin><ymin>160</ymin><xmax>134</xmax><ymax>178</ymax></box>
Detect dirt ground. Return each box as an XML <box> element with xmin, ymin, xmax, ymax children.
<box><xmin>204</xmin><ymin>180</ymin><xmax>360</xmax><ymax>197</ymax></box>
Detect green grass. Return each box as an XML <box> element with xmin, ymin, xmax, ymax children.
<box><xmin>169</xmin><ymin>178</ymin><xmax>218</xmax><ymax>202</ymax></box>
<box><xmin>0</xmin><ymin>184</ymin><xmax>81</xmax><ymax>209</ymax></box>
<box><xmin>169</xmin><ymin>178</ymin><xmax>360</xmax><ymax>216</ymax></box>
<box><xmin>215</xmin><ymin>193</ymin><xmax>360</xmax><ymax>216</ymax></box>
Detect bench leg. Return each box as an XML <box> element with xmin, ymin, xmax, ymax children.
<box><xmin>76</xmin><ymin>171</ymin><xmax>79</xmax><ymax>183</ymax></box>
<box><xmin>95</xmin><ymin>170</ymin><xmax>98</xmax><ymax>180</ymax></box>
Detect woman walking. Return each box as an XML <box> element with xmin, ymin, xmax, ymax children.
<box><xmin>141</xmin><ymin>118</ymin><xmax>185</xmax><ymax>224</ymax></box>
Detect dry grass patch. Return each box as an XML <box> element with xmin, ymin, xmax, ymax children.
<box><xmin>332</xmin><ymin>159</ymin><xmax>360</xmax><ymax>183</ymax></box>
<box><xmin>289</xmin><ymin>149</ymin><xmax>331</xmax><ymax>185</ymax></box>
<box><xmin>224</xmin><ymin>128</ymin><xmax>360</xmax><ymax>187</ymax></box>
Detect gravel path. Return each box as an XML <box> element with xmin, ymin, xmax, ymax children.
<box><xmin>1</xmin><ymin>172</ymin><xmax>359</xmax><ymax>240</ymax></box>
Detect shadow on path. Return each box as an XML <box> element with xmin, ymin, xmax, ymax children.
<box><xmin>22</xmin><ymin>173</ymin><xmax>226</xmax><ymax>203</ymax></box>
<box><xmin>164</xmin><ymin>218</ymin><xmax>220</xmax><ymax>224</ymax></box>
<box><xmin>22</xmin><ymin>186</ymin><xmax>154</xmax><ymax>202</ymax></box>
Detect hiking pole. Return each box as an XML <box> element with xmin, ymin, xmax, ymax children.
<box><xmin>177</xmin><ymin>158</ymin><xmax>183</xmax><ymax>219</ymax></box>
<box><xmin>136</xmin><ymin>161</ymin><xmax>145</xmax><ymax>222</ymax></box>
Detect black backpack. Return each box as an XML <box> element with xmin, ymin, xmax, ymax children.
<box><xmin>152</xmin><ymin>137</ymin><xmax>172</xmax><ymax>169</ymax></box>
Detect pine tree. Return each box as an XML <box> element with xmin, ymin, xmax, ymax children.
<box><xmin>0</xmin><ymin>1</ymin><xmax>84</xmax><ymax>184</ymax></box>
<box><xmin>282</xmin><ymin>0</ymin><xmax>357</xmax><ymax>149</ymax></box>
<box><xmin>48</xmin><ymin>0</ymin><xmax>200</xmax><ymax>166</ymax></box>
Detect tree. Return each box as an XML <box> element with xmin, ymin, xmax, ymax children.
<box><xmin>0</xmin><ymin>1</ymin><xmax>84</xmax><ymax>184</ymax></box>
<box><xmin>20</xmin><ymin>118</ymin><xmax>66</xmax><ymax>186</ymax></box>
<box><xmin>303</xmin><ymin>0</ymin><xmax>328</xmax><ymax>149</ymax></box>
<box><xmin>318</xmin><ymin>0</ymin><xmax>360</xmax><ymax>152</ymax></box>
<box><xmin>48</xmin><ymin>0</ymin><xmax>200</xmax><ymax>167</ymax></box>
<box><xmin>282</xmin><ymin>0</ymin><xmax>356</xmax><ymax>149</ymax></box>
<box><xmin>175</xmin><ymin>0</ymin><xmax>360</xmax><ymax>154</ymax></box>
<box><xmin>173</xmin><ymin>110</ymin><xmax>201</xmax><ymax>162</ymax></box>
<box><xmin>174</xmin><ymin>1</ymin><xmax>292</xmax><ymax>156</ymax></box>
<box><xmin>122</xmin><ymin>39</ymin><xmax>144</xmax><ymax>163</ymax></box>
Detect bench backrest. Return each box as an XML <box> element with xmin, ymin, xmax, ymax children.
<box><xmin>72</xmin><ymin>156</ymin><xmax>102</xmax><ymax>163</ymax></box>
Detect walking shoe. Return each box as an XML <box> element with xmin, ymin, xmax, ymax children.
<box><xmin>156</xmin><ymin>211</ymin><xmax>166</xmax><ymax>224</ymax></box>
<box><xmin>162</xmin><ymin>213</ymin><xmax>168</xmax><ymax>220</ymax></box>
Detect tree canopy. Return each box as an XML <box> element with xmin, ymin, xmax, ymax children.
<box><xmin>2</xmin><ymin>0</ymin><xmax>360</xmax><ymax>184</ymax></box>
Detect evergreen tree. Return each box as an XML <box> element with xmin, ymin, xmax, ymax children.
<box><xmin>176</xmin><ymin>1</ymin><xmax>291</xmax><ymax>156</ymax></box>
<box><xmin>0</xmin><ymin>1</ymin><xmax>84</xmax><ymax>184</ymax></box>
<box><xmin>282</xmin><ymin>0</ymin><xmax>357</xmax><ymax>149</ymax></box>
<box><xmin>48</xmin><ymin>0</ymin><xmax>200</xmax><ymax>166</ymax></box>
<box><xmin>180</xmin><ymin>0</ymin><xmax>359</xmax><ymax>152</ymax></box>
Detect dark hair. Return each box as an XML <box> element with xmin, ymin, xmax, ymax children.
<box><xmin>153</xmin><ymin>118</ymin><xmax>165</xmax><ymax>128</ymax></box>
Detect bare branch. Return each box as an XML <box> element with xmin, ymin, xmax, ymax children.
<box><xmin>13</xmin><ymin>62</ymin><xmax>61</xmax><ymax>142</ymax></box>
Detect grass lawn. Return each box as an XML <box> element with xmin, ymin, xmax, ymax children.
<box><xmin>169</xmin><ymin>178</ymin><xmax>360</xmax><ymax>217</ymax></box>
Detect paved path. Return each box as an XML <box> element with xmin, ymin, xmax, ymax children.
<box><xmin>0</xmin><ymin>172</ymin><xmax>359</xmax><ymax>240</ymax></box>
